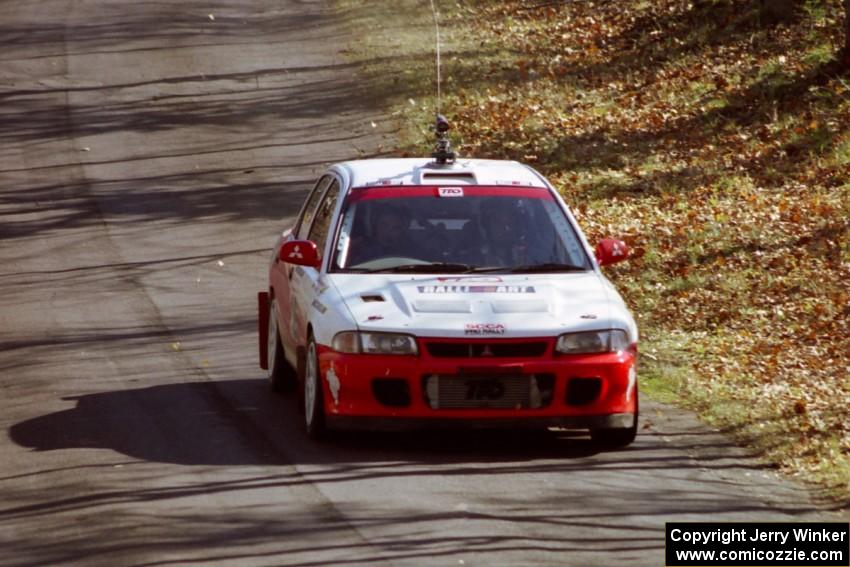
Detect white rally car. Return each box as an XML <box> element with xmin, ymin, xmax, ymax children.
<box><xmin>258</xmin><ymin>157</ymin><xmax>638</xmax><ymax>447</ymax></box>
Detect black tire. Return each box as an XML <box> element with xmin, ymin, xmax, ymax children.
<box><xmin>591</xmin><ymin>391</ymin><xmax>639</xmax><ymax>449</ymax></box>
<box><xmin>302</xmin><ymin>335</ymin><xmax>327</xmax><ymax>440</ymax></box>
<box><xmin>590</xmin><ymin>420</ymin><xmax>637</xmax><ymax>448</ymax></box>
<box><xmin>267</xmin><ymin>298</ymin><xmax>296</xmax><ymax>393</ymax></box>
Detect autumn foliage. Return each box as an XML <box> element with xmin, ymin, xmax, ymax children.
<box><xmin>416</xmin><ymin>0</ymin><xmax>848</xmax><ymax>491</ymax></box>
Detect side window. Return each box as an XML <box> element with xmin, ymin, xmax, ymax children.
<box><xmin>295</xmin><ymin>176</ymin><xmax>332</xmax><ymax>240</ymax></box>
<box><xmin>307</xmin><ymin>179</ymin><xmax>341</xmax><ymax>261</ymax></box>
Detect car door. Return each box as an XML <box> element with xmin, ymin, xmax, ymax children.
<box><xmin>271</xmin><ymin>175</ymin><xmax>333</xmax><ymax>359</ymax></box>
<box><xmin>289</xmin><ymin>176</ymin><xmax>342</xmax><ymax>349</ymax></box>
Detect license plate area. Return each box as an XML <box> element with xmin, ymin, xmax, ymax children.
<box><xmin>422</xmin><ymin>374</ymin><xmax>554</xmax><ymax>410</ymax></box>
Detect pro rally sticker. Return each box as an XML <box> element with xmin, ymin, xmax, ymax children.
<box><xmin>465</xmin><ymin>323</ymin><xmax>506</xmax><ymax>336</ymax></box>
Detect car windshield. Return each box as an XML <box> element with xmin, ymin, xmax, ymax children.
<box><xmin>331</xmin><ymin>186</ymin><xmax>591</xmax><ymax>273</ymax></box>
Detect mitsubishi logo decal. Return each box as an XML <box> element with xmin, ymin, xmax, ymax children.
<box><xmin>289</xmin><ymin>245</ymin><xmax>304</xmax><ymax>260</ymax></box>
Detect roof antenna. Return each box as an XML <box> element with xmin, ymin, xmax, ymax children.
<box><xmin>429</xmin><ymin>1</ymin><xmax>455</xmax><ymax>165</ymax></box>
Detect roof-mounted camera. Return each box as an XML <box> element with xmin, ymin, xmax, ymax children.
<box><xmin>431</xmin><ymin>114</ymin><xmax>456</xmax><ymax>165</ymax></box>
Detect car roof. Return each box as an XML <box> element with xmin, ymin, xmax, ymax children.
<box><xmin>331</xmin><ymin>158</ymin><xmax>551</xmax><ymax>189</ymax></box>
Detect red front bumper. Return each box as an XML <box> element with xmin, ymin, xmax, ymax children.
<box><xmin>317</xmin><ymin>337</ymin><xmax>636</xmax><ymax>430</ymax></box>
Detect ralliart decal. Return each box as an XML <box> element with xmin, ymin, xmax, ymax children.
<box><xmin>418</xmin><ymin>285</ymin><xmax>535</xmax><ymax>294</ymax></box>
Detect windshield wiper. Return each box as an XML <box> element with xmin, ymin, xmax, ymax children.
<box><xmin>507</xmin><ymin>262</ymin><xmax>588</xmax><ymax>273</ymax></box>
<box><xmin>362</xmin><ymin>262</ymin><xmax>474</xmax><ymax>274</ymax></box>
<box><xmin>462</xmin><ymin>263</ymin><xmax>587</xmax><ymax>274</ymax></box>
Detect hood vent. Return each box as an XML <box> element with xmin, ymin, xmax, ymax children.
<box><xmin>412</xmin><ymin>300</ymin><xmax>472</xmax><ymax>313</ymax></box>
<box><xmin>420</xmin><ymin>171</ymin><xmax>476</xmax><ymax>185</ymax></box>
<box><xmin>361</xmin><ymin>294</ymin><xmax>385</xmax><ymax>303</ymax></box>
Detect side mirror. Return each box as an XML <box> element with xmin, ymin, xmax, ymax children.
<box><xmin>595</xmin><ymin>239</ymin><xmax>629</xmax><ymax>267</ymax></box>
<box><xmin>279</xmin><ymin>240</ymin><xmax>321</xmax><ymax>269</ymax></box>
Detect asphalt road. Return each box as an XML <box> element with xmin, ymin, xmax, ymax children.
<box><xmin>0</xmin><ymin>1</ymin><xmax>844</xmax><ymax>565</ymax></box>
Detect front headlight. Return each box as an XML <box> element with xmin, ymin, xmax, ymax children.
<box><xmin>331</xmin><ymin>331</ymin><xmax>418</xmax><ymax>355</ymax></box>
<box><xmin>556</xmin><ymin>329</ymin><xmax>628</xmax><ymax>354</ymax></box>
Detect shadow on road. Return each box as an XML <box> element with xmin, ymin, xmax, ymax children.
<box><xmin>8</xmin><ymin>377</ymin><xmax>821</xmax><ymax>485</ymax></box>
<box><xmin>9</xmin><ymin>379</ymin><xmax>605</xmax><ymax>467</ymax></box>
<box><xmin>6</xmin><ymin>378</ymin><xmax>838</xmax><ymax>562</ymax></box>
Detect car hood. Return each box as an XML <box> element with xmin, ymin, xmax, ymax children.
<box><xmin>328</xmin><ymin>272</ymin><xmax>636</xmax><ymax>340</ymax></box>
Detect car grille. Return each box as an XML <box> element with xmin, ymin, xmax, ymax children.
<box><xmin>424</xmin><ymin>341</ymin><xmax>548</xmax><ymax>358</ymax></box>
<box><xmin>422</xmin><ymin>374</ymin><xmax>554</xmax><ymax>409</ymax></box>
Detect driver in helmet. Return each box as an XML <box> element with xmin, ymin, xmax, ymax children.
<box><xmin>348</xmin><ymin>203</ymin><xmax>420</xmax><ymax>265</ymax></box>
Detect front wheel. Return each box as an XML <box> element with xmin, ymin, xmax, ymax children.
<box><xmin>303</xmin><ymin>336</ymin><xmax>327</xmax><ymax>440</ymax></box>
<box><xmin>590</xmin><ymin>420</ymin><xmax>637</xmax><ymax>448</ymax></box>
<box><xmin>590</xmin><ymin>392</ymin><xmax>638</xmax><ymax>449</ymax></box>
